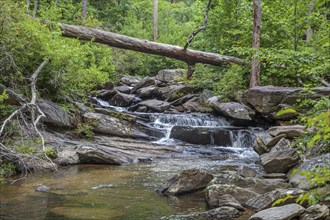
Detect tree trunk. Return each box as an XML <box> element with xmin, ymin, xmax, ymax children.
<box><xmin>82</xmin><ymin>0</ymin><xmax>87</xmax><ymax>20</ymax></box>
<box><xmin>250</xmin><ymin>0</ymin><xmax>261</xmax><ymax>88</ymax></box>
<box><xmin>59</xmin><ymin>23</ymin><xmax>247</xmax><ymax>66</ymax></box>
<box><xmin>153</xmin><ymin>0</ymin><xmax>158</xmax><ymax>41</ymax></box>
<box><xmin>26</xmin><ymin>0</ymin><xmax>30</xmax><ymax>14</ymax></box>
<box><xmin>33</xmin><ymin>0</ymin><xmax>38</xmax><ymax>19</ymax></box>
<box><xmin>306</xmin><ymin>0</ymin><xmax>314</xmax><ymax>43</ymax></box>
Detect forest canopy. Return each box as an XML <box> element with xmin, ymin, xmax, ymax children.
<box><xmin>0</xmin><ymin>0</ymin><xmax>329</xmax><ymax>100</ymax></box>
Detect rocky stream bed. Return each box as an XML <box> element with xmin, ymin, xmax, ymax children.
<box><xmin>0</xmin><ymin>69</ymin><xmax>329</xmax><ymax>219</ymax></box>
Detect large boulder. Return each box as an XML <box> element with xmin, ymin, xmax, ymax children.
<box><xmin>96</xmin><ymin>89</ymin><xmax>117</xmax><ymax>100</ymax></box>
<box><xmin>245</xmin><ymin>188</ymin><xmax>304</xmax><ymax>211</ymax></box>
<box><xmin>182</xmin><ymin>97</ymin><xmax>201</xmax><ymax>112</ymax></box>
<box><xmin>270</xmin><ymin>138</ymin><xmax>291</xmax><ymax>152</ymax></box>
<box><xmin>209</xmin><ymin>173</ymin><xmax>290</xmax><ymax>195</ymax></box>
<box><xmin>156</xmin><ymin>69</ymin><xmax>185</xmax><ymax>83</ymax></box>
<box><xmin>50</xmin><ymin>135</ymin><xmax>181</xmax><ymax>165</ymax></box>
<box><xmin>114</xmin><ymin>85</ymin><xmax>132</xmax><ymax>94</ymax></box>
<box><xmin>136</xmin><ymin>85</ymin><xmax>157</xmax><ymax>99</ymax></box>
<box><xmin>120</xmin><ymin>76</ymin><xmax>139</xmax><ymax>86</ymax></box>
<box><xmin>170</xmin><ymin>126</ymin><xmax>233</xmax><ymax>146</ymax></box>
<box><xmin>162</xmin><ymin>206</ymin><xmax>240</xmax><ymax>220</ymax></box>
<box><xmin>261</xmin><ymin>149</ymin><xmax>300</xmax><ymax>173</ymax></box>
<box><xmin>131</xmin><ymin>77</ymin><xmax>156</xmax><ymax>94</ymax></box>
<box><xmin>138</xmin><ymin>100</ymin><xmax>171</xmax><ymax>112</ymax></box>
<box><xmin>199</xmin><ymin>89</ymin><xmax>214</xmax><ymax>104</ymax></box>
<box><xmin>109</xmin><ymin>92</ymin><xmax>138</xmax><ymax>107</ymax></box>
<box><xmin>210</xmin><ymin>101</ymin><xmax>255</xmax><ymax>124</ymax></box>
<box><xmin>157</xmin><ymin>169</ymin><xmax>213</xmax><ymax>195</ymax></box>
<box><xmin>155</xmin><ymin>85</ymin><xmax>185</xmax><ymax>100</ymax></box>
<box><xmin>300</xmin><ymin>204</ymin><xmax>330</xmax><ymax>220</ymax></box>
<box><xmin>215</xmin><ymin>194</ymin><xmax>244</xmax><ymax>211</ymax></box>
<box><xmin>249</xmin><ymin>204</ymin><xmax>305</xmax><ymax>220</ymax></box>
<box><xmin>268</xmin><ymin>125</ymin><xmax>305</xmax><ymax>138</ymax></box>
<box><xmin>242</xmin><ymin>86</ymin><xmax>330</xmax><ymax>120</ymax></box>
<box><xmin>38</xmin><ymin>100</ymin><xmax>72</xmax><ymax>127</ymax></box>
<box><xmin>83</xmin><ymin>112</ymin><xmax>164</xmax><ymax>139</ymax></box>
<box><xmin>289</xmin><ymin>153</ymin><xmax>330</xmax><ymax>190</ymax></box>
<box><xmin>206</xmin><ymin>184</ymin><xmax>260</xmax><ymax>205</ymax></box>
<box><xmin>253</xmin><ymin>132</ymin><xmax>274</xmax><ymax>155</ymax></box>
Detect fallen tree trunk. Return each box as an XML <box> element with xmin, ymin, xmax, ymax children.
<box><xmin>59</xmin><ymin>23</ymin><xmax>247</xmax><ymax>66</ymax></box>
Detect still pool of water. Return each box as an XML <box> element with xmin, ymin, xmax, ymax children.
<box><xmin>0</xmin><ymin>159</ymin><xmax>219</xmax><ymax>220</ymax></box>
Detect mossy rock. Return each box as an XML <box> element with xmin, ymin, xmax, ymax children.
<box><xmin>274</xmin><ymin>108</ymin><xmax>298</xmax><ymax>120</ymax></box>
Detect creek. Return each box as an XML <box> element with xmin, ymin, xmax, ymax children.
<box><xmin>0</xmin><ymin>100</ymin><xmax>263</xmax><ymax>220</ymax></box>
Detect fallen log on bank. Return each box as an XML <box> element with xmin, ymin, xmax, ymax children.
<box><xmin>59</xmin><ymin>23</ymin><xmax>247</xmax><ymax>66</ymax></box>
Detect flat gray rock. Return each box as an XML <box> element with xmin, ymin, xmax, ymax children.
<box><xmin>249</xmin><ymin>204</ymin><xmax>305</xmax><ymax>220</ymax></box>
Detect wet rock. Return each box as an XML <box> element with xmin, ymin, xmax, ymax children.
<box><xmin>38</xmin><ymin>100</ymin><xmax>72</xmax><ymax>127</ymax></box>
<box><xmin>155</xmin><ymin>85</ymin><xmax>185</xmax><ymax>100</ymax></box>
<box><xmin>253</xmin><ymin>132</ymin><xmax>273</xmax><ymax>155</ymax></box>
<box><xmin>166</xmin><ymin>85</ymin><xmax>200</xmax><ymax>102</ymax></box>
<box><xmin>199</xmin><ymin>89</ymin><xmax>214</xmax><ymax>104</ymax></box>
<box><xmin>157</xmin><ymin>169</ymin><xmax>213</xmax><ymax>195</ymax></box>
<box><xmin>261</xmin><ymin>149</ymin><xmax>300</xmax><ymax>173</ymax></box>
<box><xmin>249</xmin><ymin>203</ymin><xmax>305</xmax><ymax>220</ymax></box>
<box><xmin>262</xmin><ymin>173</ymin><xmax>287</xmax><ymax>179</ymax></box>
<box><xmin>83</xmin><ymin>112</ymin><xmax>164</xmax><ymax>139</ymax></box>
<box><xmin>56</xmin><ymin>149</ymin><xmax>79</xmax><ymax>165</ymax></box>
<box><xmin>270</xmin><ymin>138</ymin><xmax>291</xmax><ymax>152</ymax></box>
<box><xmin>209</xmin><ymin>173</ymin><xmax>290</xmax><ymax>195</ymax></box>
<box><xmin>268</xmin><ymin>125</ymin><xmax>305</xmax><ymax>138</ymax></box>
<box><xmin>170</xmin><ymin>126</ymin><xmax>232</xmax><ymax>146</ymax></box>
<box><xmin>161</xmin><ymin>206</ymin><xmax>240</xmax><ymax>220</ymax></box>
<box><xmin>210</xmin><ymin>102</ymin><xmax>255</xmax><ymax>123</ymax></box>
<box><xmin>136</xmin><ymin>85</ymin><xmax>157</xmax><ymax>99</ymax></box>
<box><xmin>36</xmin><ymin>185</ymin><xmax>50</xmax><ymax>192</ymax></box>
<box><xmin>91</xmin><ymin>184</ymin><xmax>113</xmax><ymax>189</ymax></box>
<box><xmin>300</xmin><ymin>204</ymin><xmax>330</xmax><ymax>220</ymax></box>
<box><xmin>121</xmin><ymin>76</ymin><xmax>139</xmax><ymax>86</ymax></box>
<box><xmin>131</xmin><ymin>77</ymin><xmax>155</xmax><ymax>93</ymax></box>
<box><xmin>206</xmin><ymin>184</ymin><xmax>260</xmax><ymax>205</ymax></box>
<box><xmin>103</xmin><ymin>82</ymin><xmax>114</xmax><ymax>90</ymax></box>
<box><xmin>171</xmin><ymin>94</ymin><xmax>196</xmax><ymax>106</ymax></box>
<box><xmin>237</xmin><ymin>166</ymin><xmax>257</xmax><ymax>178</ymax></box>
<box><xmin>109</xmin><ymin>92</ymin><xmax>138</xmax><ymax>107</ymax></box>
<box><xmin>156</xmin><ymin>69</ymin><xmax>185</xmax><ymax>83</ymax></box>
<box><xmin>114</xmin><ymin>85</ymin><xmax>132</xmax><ymax>94</ymax></box>
<box><xmin>266</xmin><ymin>134</ymin><xmax>287</xmax><ymax>149</ymax></box>
<box><xmin>289</xmin><ymin>153</ymin><xmax>330</xmax><ymax>190</ymax></box>
<box><xmin>52</xmin><ymin>135</ymin><xmax>181</xmax><ymax>165</ymax></box>
<box><xmin>242</xmin><ymin>86</ymin><xmax>330</xmax><ymax>120</ymax></box>
<box><xmin>138</xmin><ymin>100</ymin><xmax>171</xmax><ymax>112</ymax></box>
<box><xmin>216</xmin><ymin>194</ymin><xmax>245</xmax><ymax>211</ymax></box>
<box><xmin>245</xmin><ymin>188</ymin><xmax>304</xmax><ymax>211</ymax></box>
<box><xmin>96</xmin><ymin>89</ymin><xmax>117</xmax><ymax>100</ymax></box>
<box><xmin>182</xmin><ymin>97</ymin><xmax>201</xmax><ymax>112</ymax></box>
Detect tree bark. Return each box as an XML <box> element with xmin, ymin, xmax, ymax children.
<box><xmin>153</xmin><ymin>0</ymin><xmax>158</xmax><ymax>41</ymax></box>
<box><xmin>306</xmin><ymin>0</ymin><xmax>314</xmax><ymax>43</ymax></box>
<box><xmin>250</xmin><ymin>0</ymin><xmax>261</xmax><ymax>88</ymax></box>
<box><xmin>82</xmin><ymin>0</ymin><xmax>87</xmax><ymax>20</ymax></box>
<box><xmin>26</xmin><ymin>0</ymin><xmax>30</xmax><ymax>14</ymax></box>
<box><xmin>59</xmin><ymin>23</ymin><xmax>247</xmax><ymax>66</ymax></box>
<box><xmin>33</xmin><ymin>0</ymin><xmax>38</xmax><ymax>19</ymax></box>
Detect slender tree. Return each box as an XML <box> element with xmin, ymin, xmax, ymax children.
<box><xmin>26</xmin><ymin>0</ymin><xmax>30</xmax><ymax>14</ymax></box>
<box><xmin>82</xmin><ymin>0</ymin><xmax>87</xmax><ymax>20</ymax></box>
<box><xmin>306</xmin><ymin>0</ymin><xmax>314</xmax><ymax>43</ymax></box>
<box><xmin>250</xmin><ymin>0</ymin><xmax>262</xmax><ymax>88</ymax></box>
<box><xmin>153</xmin><ymin>0</ymin><xmax>158</xmax><ymax>41</ymax></box>
<box><xmin>33</xmin><ymin>0</ymin><xmax>38</xmax><ymax>19</ymax></box>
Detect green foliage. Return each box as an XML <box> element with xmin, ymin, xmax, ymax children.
<box><xmin>0</xmin><ymin>0</ymin><xmax>116</xmax><ymax>98</ymax></box>
<box><xmin>276</xmin><ymin>108</ymin><xmax>298</xmax><ymax>117</ymax></box>
<box><xmin>0</xmin><ymin>90</ymin><xmax>12</xmax><ymax>120</ymax></box>
<box><xmin>293</xmin><ymin>97</ymin><xmax>330</xmax><ymax>153</ymax></box>
<box><xmin>76</xmin><ymin>119</ymin><xmax>97</xmax><ymax>139</ymax></box>
<box><xmin>273</xmin><ymin>167</ymin><xmax>330</xmax><ymax>206</ymax></box>
<box><xmin>42</xmin><ymin>147</ymin><xmax>57</xmax><ymax>159</ymax></box>
<box><xmin>0</xmin><ymin>163</ymin><xmax>15</xmax><ymax>184</ymax></box>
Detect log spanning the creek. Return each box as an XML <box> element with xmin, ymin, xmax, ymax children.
<box><xmin>59</xmin><ymin>23</ymin><xmax>247</xmax><ymax>66</ymax></box>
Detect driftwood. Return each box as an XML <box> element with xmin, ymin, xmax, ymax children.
<box><xmin>59</xmin><ymin>23</ymin><xmax>247</xmax><ymax>67</ymax></box>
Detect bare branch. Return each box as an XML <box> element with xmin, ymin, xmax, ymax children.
<box><xmin>184</xmin><ymin>0</ymin><xmax>212</xmax><ymax>50</ymax></box>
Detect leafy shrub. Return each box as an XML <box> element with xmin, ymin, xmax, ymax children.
<box><xmin>0</xmin><ymin>163</ymin><xmax>15</xmax><ymax>184</ymax></box>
